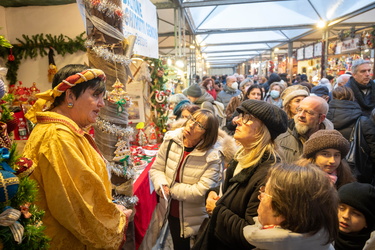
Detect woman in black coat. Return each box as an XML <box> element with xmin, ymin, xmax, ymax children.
<box><xmin>326</xmin><ymin>86</ymin><xmax>362</xmax><ymax>140</ymax></box>
<box><xmin>193</xmin><ymin>100</ymin><xmax>288</xmax><ymax>250</ymax></box>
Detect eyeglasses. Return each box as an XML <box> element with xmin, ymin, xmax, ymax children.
<box><xmin>258</xmin><ymin>185</ymin><xmax>273</xmax><ymax>201</ymax></box>
<box><xmin>296</xmin><ymin>107</ymin><xmax>321</xmax><ymax>117</ymax></box>
<box><xmin>187</xmin><ymin>116</ymin><xmax>207</xmax><ymax>131</ymax></box>
<box><xmin>235</xmin><ymin>113</ymin><xmax>255</xmax><ymax>124</ymax></box>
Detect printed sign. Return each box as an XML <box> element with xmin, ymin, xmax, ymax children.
<box><xmin>122</xmin><ymin>0</ymin><xmax>159</xmax><ymax>58</ymax></box>
<box><xmin>314</xmin><ymin>42</ymin><xmax>322</xmax><ymax>57</ymax></box>
<box><xmin>297</xmin><ymin>48</ymin><xmax>304</xmax><ymax>60</ymax></box>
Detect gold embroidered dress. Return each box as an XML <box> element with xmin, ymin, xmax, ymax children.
<box><xmin>23</xmin><ymin>111</ymin><xmax>126</xmax><ymax>249</ymax></box>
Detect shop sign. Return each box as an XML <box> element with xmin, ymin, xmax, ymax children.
<box><xmin>122</xmin><ymin>0</ymin><xmax>158</xmax><ymax>58</ymax></box>
<box><xmin>314</xmin><ymin>42</ymin><xmax>322</xmax><ymax>57</ymax></box>
<box><xmin>297</xmin><ymin>48</ymin><xmax>304</xmax><ymax>60</ymax></box>
<box><xmin>305</xmin><ymin>45</ymin><xmax>314</xmax><ymax>59</ymax></box>
<box><xmin>338</xmin><ymin>38</ymin><xmax>359</xmax><ymax>53</ymax></box>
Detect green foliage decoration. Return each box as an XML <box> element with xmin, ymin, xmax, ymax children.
<box><xmin>148</xmin><ymin>58</ymin><xmax>169</xmax><ymax>135</ymax></box>
<box><xmin>0</xmin><ymin>32</ymin><xmax>86</xmax><ymax>85</ymax></box>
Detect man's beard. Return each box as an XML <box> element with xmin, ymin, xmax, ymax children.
<box><xmin>295</xmin><ymin>122</ymin><xmax>311</xmax><ymax>136</ymax></box>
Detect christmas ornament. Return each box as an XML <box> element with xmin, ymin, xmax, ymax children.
<box><xmin>113</xmin><ymin>140</ymin><xmax>131</xmax><ymax>162</ymax></box>
<box><xmin>0</xmin><ymin>170</ymin><xmax>19</xmax><ymax>202</ymax></box>
<box><xmin>48</xmin><ymin>48</ymin><xmax>57</xmax><ymax>83</ymax></box>
<box><xmin>15</xmin><ymin>157</ymin><xmax>34</xmax><ymax>178</ymax></box>
<box><xmin>95</xmin><ymin>117</ymin><xmax>134</xmax><ymax>138</ymax></box>
<box><xmin>148</xmin><ymin>123</ymin><xmax>157</xmax><ymax>145</ymax></box>
<box><xmin>107</xmin><ymin>78</ymin><xmax>131</xmax><ymax>114</ymax></box>
<box><xmin>135</xmin><ymin>122</ymin><xmax>148</xmax><ymax>146</ymax></box>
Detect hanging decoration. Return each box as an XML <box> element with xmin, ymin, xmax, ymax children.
<box><xmin>83</xmin><ymin>0</ymin><xmax>128</xmax><ymax>21</ymax></box>
<box><xmin>0</xmin><ymin>32</ymin><xmax>86</xmax><ymax>85</ymax></box>
<box><xmin>95</xmin><ymin>117</ymin><xmax>134</xmax><ymax>138</ymax></box>
<box><xmin>107</xmin><ymin>79</ymin><xmax>131</xmax><ymax>114</ymax></box>
<box><xmin>48</xmin><ymin>48</ymin><xmax>57</xmax><ymax>83</ymax></box>
<box><xmin>147</xmin><ymin>58</ymin><xmax>170</xmax><ymax>139</ymax></box>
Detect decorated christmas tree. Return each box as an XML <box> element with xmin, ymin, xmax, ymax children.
<box><xmin>0</xmin><ymin>33</ymin><xmax>49</xmax><ymax>249</ymax></box>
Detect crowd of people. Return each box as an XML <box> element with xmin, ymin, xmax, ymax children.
<box><xmin>152</xmin><ymin>58</ymin><xmax>375</xmax><ymax>249</ymax></box>
<box><xmin>20</xmin><ymin>60</ymin><xmax>375</xmax><ymax>249</ymax></box>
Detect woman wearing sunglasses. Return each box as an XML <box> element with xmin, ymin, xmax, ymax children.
<box><xmin>149</xmin><ymin>109</ymin><xmax>235</xmax><ymax>249</ymax></box>
<box><xmin>194</xmin><ymin>100</ymin><xmax>288</xmax><ymax>249</ymax></box>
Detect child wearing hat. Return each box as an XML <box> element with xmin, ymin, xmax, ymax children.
<box><xmin>335</xmin><ymin>182</ymin><xmax>375</xmax><ymax>250</ymax></box>
<box><xmin>298</xmin><ymin>129</ymin><xmax>355</xmax><ymax>189</ymax></box>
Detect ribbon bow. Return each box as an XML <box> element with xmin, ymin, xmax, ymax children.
<box><xmin>0</xmin><ymin>148</ymin><xmax>15</xmax><ymax>173</ymax></box>
<box><xmin>0</xmin><ymin>207</ymin><xmax>24</xmax><ymax>244</ymax></box>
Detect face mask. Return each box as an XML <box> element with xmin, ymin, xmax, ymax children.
<box><xmin>231</xmin><ymin>82</ymin><xmax>238</xmax><ymax>90</ymax></box>
<box><xmin>270</xmin><ymin>90</ymin><xmax>280</xmax><ymax>99</ymax></box>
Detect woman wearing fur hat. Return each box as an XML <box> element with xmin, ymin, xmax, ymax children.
<box><xmin>298</xmin><ymin>129</ymin><xmax>355</xmax><ymax>189</ymax></box>
<box><xmin>148</xmin><ymin>109</ymin><xmax>236</xmax><ymax>250</ymax></box>
<box><xmin>193</xmin><ymin>99</ymin><xmax>288</xmax><ymax>250</ymax></box>
<box><xmin>281</xmin><ymin>84</ymin><xmax>310</xmax><ymax>120</ymax></box>
<box><xmin>335</xmin><ymin>182</ymin><xmax>375</xmax><ymax>250</ymax></box>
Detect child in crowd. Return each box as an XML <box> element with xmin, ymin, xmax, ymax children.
<box><xmin>335</xmin><ymin>182</ymin><xmax>375</xmax><ymax>250</ymax></box>
<box><xmin>298</xmin><ymin>129</ymin><xmax>355</xmax><ymax>189</ymax></box>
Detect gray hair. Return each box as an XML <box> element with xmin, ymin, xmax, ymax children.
<box><xmin>169</xmin><ymin>93</ymin><xmax>188</xmax><ymax>104</ymax></box>
<box><xmin>352</xmin><ymin>59</ymin><xmax>372</xmax><ymax>74</ymax></box>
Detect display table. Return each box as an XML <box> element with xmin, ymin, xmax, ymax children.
<box><xmin>133</xmin><ymin>157</ymin><xmax>157</xmax><ymax>249</ymax></box>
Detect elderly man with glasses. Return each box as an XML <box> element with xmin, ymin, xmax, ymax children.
<box><xmin>275</xmin><ymin>96</ymin><xmax>332</xmax><ymax>163</ymax></box>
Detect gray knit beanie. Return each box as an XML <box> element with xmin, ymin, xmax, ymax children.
<box><xmin>236</xmin><ymin>99</ymin><xmax>288</xmax><ymax>140</ymax></box>
<box><xmin>186</xmin><ymin>84</ymin><xmax>202</xmax><ymax>98</ymax></box>
<box><xmin>303</xmin><ymin>129</ymin><xmax>350</xmax><ymax>159</ymax></box>
<box><xmin>281</xmin><ymin>85</ymin><xmax>310</xmax><ymax>107</ymax></box>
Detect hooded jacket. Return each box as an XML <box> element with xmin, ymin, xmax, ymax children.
<box><xmin>217</xmin><ymin>85</ymin><xmax>241</xmax><ymax>108</ymax></box>
<box><xmin>326</xmin><ymin>99</ymin><xmax>362</xmax><ymax>140</ymax></box>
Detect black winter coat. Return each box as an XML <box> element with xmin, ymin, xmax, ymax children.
<box><xmin>326</xmin><ymin>99</ymin><xmax>362</xmax><ymax>140</ymax></box>
<box><xmin>202</xmin><ymin>153</ymin><xmax>277</xmax><ymax>250</ymax></box>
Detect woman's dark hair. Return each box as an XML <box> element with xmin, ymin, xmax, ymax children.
<box><xmin>245</xmin><ymin>84</ymin><xmax>264</xmax><ymax>100</ymax></box>
<box><xmin>52</xmin><ymin>64</ymin><xmax>106</xmax><ymax>107</ymax></box>
<box><xmin>266</xmin><ymin>163</ymin><xmax>339</xmax><ymax>244</ymax></box>
<box><xmin>181</xmin><ymin>104</ymin><xmax>200</xmax><ymax>117</ymax></box>
<box><xmin>201</xmin><ymin>78</ymin><xmax>214</xmax><ymax>90</ymax></box>
<box><xmin>187</xmin><ymin>109</ymin><xmax>218</xmax><ymax>151</ymax></box>
<box><xmin>268</xmin><ymin>73</ymin><xmax>282</xmax><ymax>85</ymax></box>
<box><xmin>332</xmin><ymin>86</ymin><xmax>355</xmax><ymax>101</ymax></box>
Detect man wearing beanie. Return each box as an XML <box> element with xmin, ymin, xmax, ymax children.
<box><xmin>276</xmin><ymin>96</ymin><xmax>333</xmax><ymax>163</ymax></box>
<box><xmin>217</xmin><ymin>75</ymin><xmax>241</xmax><ymax>109</ymax></box>
<box><xmin>335</xmin><ymin>182</ymin><xmax>375</xmax><ymax>250</ymax></box>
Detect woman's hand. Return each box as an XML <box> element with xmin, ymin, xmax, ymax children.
<box><xmin>206</xmin><ymin>191</ymin><xmax>219</xmax><ymax>215</ymax></box>
<box><xmin>116</xmin><ymin>204</ymin><xmax>133</xmax><ymax>219</ymax></box>
<box><xmin>158</xmin><ymin>184</ymin><xmax>170</xmax><ymax>199</ymax></box>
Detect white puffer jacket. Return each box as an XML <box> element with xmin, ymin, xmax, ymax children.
<box><xmin>150</xmin><ymin>127</ymin><xmax>234</xmax><ymax>238</ymax></box>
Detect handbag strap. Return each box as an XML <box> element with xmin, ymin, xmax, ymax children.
<box><xmin>349</xmin><ymin>117</ymin><xmax>361</xmax><ymax>142</ymax></box>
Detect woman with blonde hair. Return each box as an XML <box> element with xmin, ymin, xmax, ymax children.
<box><xmin>244</xmin><ymin>163</ymin><xmax>339</xmax><ymax>249</ymax></box>
<box><xmin>194</xmin><ymin>100</ymin><xmax>288</xmax><ymax>249</ymax></box>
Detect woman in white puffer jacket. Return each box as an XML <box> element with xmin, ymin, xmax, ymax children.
<box><xmin>149</xmin><ymin>108</ymin><xmax>236</xmax><ymax>250</ymax></box>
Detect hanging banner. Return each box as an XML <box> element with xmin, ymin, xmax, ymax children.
<box><xmin>340</xmin><ymin>38</ymin><xmax>359</xmax><ymax>53</ymax></box>
<box><xmin>314</xmin><ymin>42</ymin><xmax>322</xmax><ymax>57</ymax></box>
<box><xmin>122</xmin><ymin>0</ymin><xmax>158</xmax><ymax>59</ymax></box>
<box><xmin>305</xmin><ymin>45</ymin><xmax>314</xmax><ymax>59</ymax></box>
<box><xmin>297</xmin><ymin>48</ymin><xmax>304</xmax><ymax>60</ymax></box>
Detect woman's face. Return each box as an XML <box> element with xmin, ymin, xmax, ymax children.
<box><xmin>257</xmin><ymin>179</ymin><xmax>285</xmax><ymax>226</ymax></box>
<box><xmin>233</xmin><ymin>113</ymin><xmax>262</xmax><ymax>146</ymax></box>
<box><xmin>289</xmin><ymin>96</ymin><xmax>306</xmax><ymax>117</ymax></box>
<box><xmin>248</xmin><ymin>88</ymin><xmax>262</xmax><ymax>100</ymax></box>
<box><xmin>183</xmin><ymin>115</ymin><xmax>206</xmax><ymax>143</ymax></box>
<box><xmin>271</xmin><ymin>85</ymin><xmax>281</xmax><ymax>92</ymax></box>
<box><xmin>181</xmin><ymin>109</ymin><xmax>191</xmax><ymax>119</ymax></box>
<box><xmin>70</xmin><ymin>88</ymin><xmax>105</xmax><ymax>128</ymax></box>
<box><xmin>338</xmin><ymin>203</ymin><xmax>367</xmax><ymax>233</ymax></box>
<box><xmin>314</xmin><ymin>148</ymin><xmax>341</xmax><ymax>174</ymax></box>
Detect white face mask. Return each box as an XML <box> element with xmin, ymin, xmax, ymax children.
<box><xmin>270</xmin><ymin>90</ymin><xmax>280</xmax><ymax>99</ymax></box>
<box><xmin>231</xmin><ymin>82</ymin><xmax>238</xmax><ymax>90</ymax></box>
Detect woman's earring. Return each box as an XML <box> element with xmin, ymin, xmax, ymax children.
<box><xmin>68</xmin><ymin>103</ymin><xmax>74</xmax><ymax>108</ymax></box>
